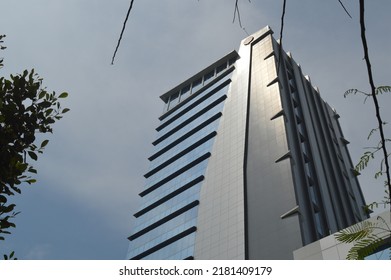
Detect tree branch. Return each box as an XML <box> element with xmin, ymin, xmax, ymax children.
<box><xmin>359</xmin><ymin>0</ymin><xmax>391</xmax><ymax>210</ymax></box>
<box><xmin>111</xmin><ymin>0</ymin><xmax>135</xmax><ymax>65</ymax></box>
<box><xmin>338</xmin><ymin>0</ymin><xmax>352</xmax><ymax>18</ymax></box>
<box><xmin>232</xmin><ymin>0</ymin><xmax>250</xmax><ymax>35</ymax></box>
<box><xmin>277</xmin><ymin>0</ymin><xmax>287</xmax><ymax>74</ymax></box>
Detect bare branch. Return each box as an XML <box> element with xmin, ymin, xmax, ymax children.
<box><xmin>338</xmin><ymin>0</ymin><xmax>352</xmax><ymax>18</ymax></box>
<box><xmin>232</xmin><ymin>0</ymin><xmax>250</xmax><ymax>35</ymax></box>
<box><xmin>277</xmin><ymin>0</ymin><xmax>287</xmax><ymax>74</ymax></box>
<box><xmin>359</xmin><ymin>0</ymin><xmax>391</xmax><ymax>208</ymax></box>
<box><xmin>233</xmin><ymin>0</ymin><xmax>244</xmax><ymax>27</ymax></box>
<box><xmin>111</xmin><ymin>0</ymin><xmax>135</xmax><ymax>65</ymax></box>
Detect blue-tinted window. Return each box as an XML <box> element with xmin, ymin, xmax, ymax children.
<box><xmin>191</xmin><ymin>78</ymin><xmax>202</xmax><ymax>94</ymax></box>
<box><xmin>168</xmin><ymin>92</ymin><xmax>179</xmax><ymax>110</ymax></box>
<box><xmin>204</xmin><ymin>70</ymin><xmax>215</xmax><ymax>84</ymax></box>
<box><xmin>180</xmin><ymin>85</ymin><xmax>191</xmax><ymax>102</ymax></box>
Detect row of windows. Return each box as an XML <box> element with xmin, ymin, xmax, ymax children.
<box><xmin>149</xmin><ymin>117</ymin><xmax>221</xmax><ymax>169</ymax></box>
<box><xmin>145</xmin><ymin>139</ymin><xmax>215</xmax><ymax>188</ymax></box>
<box><xmin>162</xmin><ymin>57</ymin><xmax>236</xmax><ymax>113</ymax></box>
<box><xmin>134</xmin><ymin>176</ymin><xmax>204</xmax><ymax>218</ymax></box>
<box><xmin>145</xmin><ymin>131</ymin><xmax>217</xmax><ymax>178</ymax></box>
<box><xmin>138</xmin><ymin>161</ymin><xmax>208</xmax><ymax>210</ymax></box>
<box><xmin>128</xmin><ymin>154</ymin><xmax>210</xmax><ymax>259</ymax></box>
<box><xmin>144</xmin><ymin>142</ymin><xmax>213</xmax><ymax>193</ymax></box>
<box><xmin>157</xmin><ymin>80</ymin><xmax>230</xmax><ymax>137</ymax></box>
<box><xmin>152</xmin><ymin>102</ymin><xmax>225</xmax><ymax>154</ymax></box>
<box><xmin>154</xmin><ymin>93</ymin><xmax>227</xmax><ymax>146</ymax></box>
<box><xmin>140</xmin><ymin>232</ymin><xmax>196</xmax><ymax>260</ymax></box>
<box><xmin>159</xmin><ymin>70</ymin><xmax>233</xmax><ymax>129</ymax></box>
<box><xmin>130</xmin><ymin>200</ymin><xmax>199</xmax><ymax>241</ymax></box>
<box><xmin>130</xmin><ymin>226</ymin><xmax>197</xmax><ymax>260</ymax></box>
<box><xmin>132</xmin><ymin>188</ymin><xmax>201</xmax><ymax>234</ymax></box>
<box><xmin>128</xmin><ymin>213</ymin><xmax>197</xmax><ymax>259</ymax></box>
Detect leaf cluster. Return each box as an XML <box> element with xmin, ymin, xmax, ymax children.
<box><xmin>0</xmin><ymin>39</ymin><xmax>69</xmax><ymax>241</ymax></box>
<box><xmin>0</xmin><ymin>34</ymin><xmax>5</xmax><ymax>69</ymax></box>
<box><xmin>0</xmin><ymin>195</ymin><xmax>19</xmax><ymax>241</ymax></box>
<box><xmin>3</xmin><ymin>251</ymin><xmax>17</xmax><ymax>260</ymax></box>
<box><xmin>335</xmin><ymin>217</ymin><xmax>391</xmax><ymax>259</ymax></box>
<box><xmin>344</xmin><ymin>86</ymin><xmax>391</xmax><ymax>103</ymax></box>
<box><xmin>346</xmin><ymin>86</ymin><xmax>391</xmax><ymax>201</ymax></box>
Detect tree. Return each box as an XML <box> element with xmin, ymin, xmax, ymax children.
<box><xmin>0</xmin><ymin>34</ymin><xmax>69</xmax><ymax>258</ymax></box>
<box><xmin>335</xmin><ymin>1</ymin><xmax>391</xmax><ymax>260</ymax></box>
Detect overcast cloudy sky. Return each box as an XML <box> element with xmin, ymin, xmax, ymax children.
<box><xmin>1</xmin><ymin>0</ymin><xmax>390</xmax><ymax>259</ymax></box>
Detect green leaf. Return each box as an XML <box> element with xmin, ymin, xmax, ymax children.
<box><xmin>62</xmin><ymin>108</ymin><xmax>70</xmax><ymax>114</ymax></box>
<box><xmin>26</xmin><ymin>179</ymin><xmax>37</xmax><ymax>184</ymax></box>
<box><xmin>367</xmin><ymin>127</ymin><xmax>379</xmax><ymax>140</ymax></box>
<box><xmin>3</xmin><ymin>204</ymin><xmax>16</xmax><ymax>213</ymax></box>
<box><xmin>28</xmin><ymin>168</ymin><xmax>37</xmax><ymax>174</ymax></box>
<box><xmin>0</xmin><ymin>195</ymin><xmax>7</xmax><ymax>204</ymax></box>
<box><xmin>58</xmin><ymin>92</ymin><xmax>68</xmax><ymax>98</ymax></box>
<box><xmin>15</xmin><ymin>162</ymin><xmax>28</xmax><ymax>172</ymax></box>
<box><xmin>344</xmin><ymin>89</ymin><xmax>358</xmax><ymax>97</ymax></box>
<box><xmin>28</xmin><ymin>151</ymin><xmax>38</xmax><ymax>161</ymax></box>
<box><xmin>335</xmin><ymin>220</ymin><xmax>374</xmax><ymax>243</ymax></box>
<box><xmin>40</xmin><ymin>139</ymin><xmax>49</xmax><ymax>148</ymax></box>
<box><xmin>375</xmin><ymin>86</ymin><xmax>391</xmax><ymax>95</ymax></box>
<box><xmin>45</xmin><ymin>108</ymin><xmax>53</xmax><ymax>116</ymax></box>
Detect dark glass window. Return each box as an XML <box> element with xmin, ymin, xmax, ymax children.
<box><xmin>180</xmin><ymin>85</ymin><xmax>191</xmax><ymax>102</ymax></box>
<box><xmin>203</xmin><ymin>70</ymin><xmax>215</xmax><ymax>84</ymax></box>
<box><xmin>216</xmin><ymin>62</ymin><xmax>227</xmax><ymax>75</ymax></box>
<box><xmin>228</xmin><ymin>57</ymin><xmax>236</xmax><ymax>66</ymax></box>
<box><xmin>191</xmin><ymin>78</ymin><xmax>202</xmax><ymax>94</ymax></box>
<box><xmin>168</xmin><ymin>92</ymin><xmax>179</xmax><ymax>110</ymax></box>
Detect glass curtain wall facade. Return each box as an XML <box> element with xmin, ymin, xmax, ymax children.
<box><xmin>126</xmin><ymin>26</ymin><xmax>368</xmax><ymax>260</ymax></box>
<box><xmin>126</xmin><ymin>52</ymin><xmax>238</xmax><ymax>260</ymax></box>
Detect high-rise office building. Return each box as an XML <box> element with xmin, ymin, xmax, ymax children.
<box><xmin>126</xmin><ymin>26</ymin><xmax>368</xmax><ymax>260</ymax></box>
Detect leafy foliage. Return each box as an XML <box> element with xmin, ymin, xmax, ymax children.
<box><xmin>344</xmin><ymin>86</ymin><xmax>391</xmax><ymax>104</ymax></box>
<box><xmin>346</xmin><ymin>86</ymin><xmax>391</xmax><ymax>199</ymax></box>
<box><xmin>344</xmin><ymin>83</ymin><xmax>390</xmax><ymax>260</ymax></box>
<box><xmin>3</xmin><ymin>251</ymin><xmax>17</xmax><ymax>260</ymax></box>
<box><xmin>335</xmin><ymin>217</ymin><xmax>390</xmax><ymax>260</ymax></box>
<box><xmin>0</xmin><ymin>35</ymin><xmax>69</xmax><ymax>245</ymax></box>
<box><xmin>355</xmin><ymin>151</ymin><xmax>375</xmax><ymax>172</ymax></box>
<box><xmin>0</xmin><ymin>35</ymin><xmax>6</xmax><ymax>69</ymax></box>
<box><xmin>375</xmin><ymin>86</ymin><xmax>391</xmax><ymax>95</ymax></box>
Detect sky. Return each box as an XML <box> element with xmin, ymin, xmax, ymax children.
<box><xmin>0</xmin><ymin>0</ymin><xmax>390</xmax><ymax>260</ymax></box>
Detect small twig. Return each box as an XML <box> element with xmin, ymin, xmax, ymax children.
<box><xmin>111</xmin><ymin>0</ymin><xmax>135</xmax><ymax>65</ymax></box>
<box><xmin>233</xmin><ymin>0</ymin><xmax>243</xmax><ymax>28</ymax></box>
<box><xmin>277</xmin><ymin>0</ymin><xmax>287</xmax><ymax>74</ymax></box>
<box><xmin>338</xmin><ymin>0</ymin><xmax>353</xmax><ymax>18</ymax></box>
<box><xmin>232</xmin><ymin>0</ymin><xmax>250</xmax><ymax>36</ymax></box>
